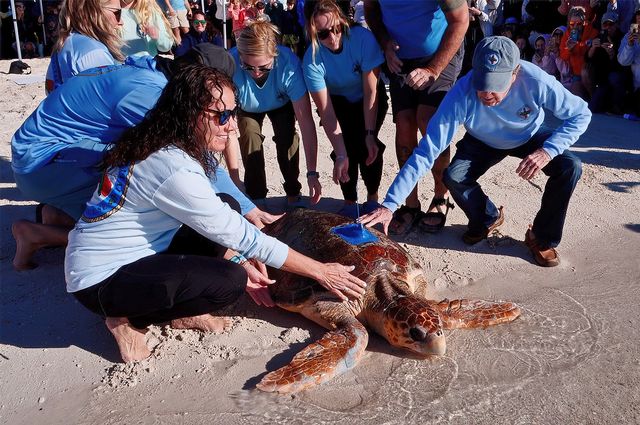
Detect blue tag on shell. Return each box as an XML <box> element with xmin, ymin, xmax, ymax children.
<box><xmin>331</xmin><ymin>223</ymin><xmax>379</xmax><ymax>245</ymax></box>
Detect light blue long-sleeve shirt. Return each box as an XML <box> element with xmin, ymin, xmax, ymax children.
<box><xmin>382</xmin><ymin>61</ymin><xmax>591</xmax><ymax>212</ymax></box>
<box><xmin>66</xmin><ymin>147</ymin><xmax>288</xmax><ymax>292</ymax></box>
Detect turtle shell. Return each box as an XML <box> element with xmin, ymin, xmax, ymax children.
<box><xmin>262</xmin><ymin>209</ymin><xmax>424</xmax><ymax>308</ymax></box>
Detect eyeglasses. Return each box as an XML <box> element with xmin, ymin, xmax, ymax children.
<box><xmin>240</xmin><ymin>60</ymin><xmax>273</xmax><ymax>73</ymax></box>
<box><xmin>105</xmin><ymin>6</ymin><xmax>122</xmax><ymax>21</ymax></box>
<box><xmin>205</xmin><ymin>107</ymin><xmax>238</xmax><ymax>125</ymax></box>
<box><xmin>193</xmin><ymin>19</ymin><xmax>207</xmax><ymax>25</ymax></box>
<box><xmin>317</xmin><ymin>25</ymin><xmax>341</xmax><ymax>41</ymax></box>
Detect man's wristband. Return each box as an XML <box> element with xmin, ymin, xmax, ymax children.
<box><xmin>365</xmin><ymin>129</ymin><xmax>376</xmax><ymax>137</ymax></box>
<box><xmin>306</xmin><ymin>171</ymin><xmax>320</xmax><ymax>178</ymax></box>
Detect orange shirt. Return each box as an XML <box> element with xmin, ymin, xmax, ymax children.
<box><xmin>559</xmin><ymin>23</ymin><xmax>598</xmax><ymax>76</ymax></box>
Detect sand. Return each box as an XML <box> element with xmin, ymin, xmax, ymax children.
<box><xmin>1</xmin><ymin>57</ymin><xmax>639</xmax><ymax>425</ymax></box>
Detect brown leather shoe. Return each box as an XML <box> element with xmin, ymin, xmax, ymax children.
<box><xmin>524</xmin><ymin>227</ymin><xmax>560</xmax><ymax>267</ymax></box>
<box><xmin>462</xmin><ymin>206</ymin><xmax>505</xmax><ymax>245</ymax></box>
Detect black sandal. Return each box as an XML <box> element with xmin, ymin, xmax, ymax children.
<box><xmin>389</xmin><ymin>204</ymin><xmax>422</xmax><ymax>235</ymax></box>
<box><xmin>418</xmin><ymin>197</ymin><xmax>455</xmax><ymax>234</ymax></box>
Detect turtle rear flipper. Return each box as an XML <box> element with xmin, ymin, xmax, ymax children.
<box><xmin>256</xmin><ymin>318</ymin><xmax>368</xmax><ymax>394</ymax></box>
<box><xmin>436</xmin><ymin>299</ymin><xmax>521</xmax><ymax>329</ymax></box>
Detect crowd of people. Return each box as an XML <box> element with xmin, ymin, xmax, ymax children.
<box><xmin>6</xmin><ymin>0</ymin><xmax>632</xmax><ymax>363</ymax></box>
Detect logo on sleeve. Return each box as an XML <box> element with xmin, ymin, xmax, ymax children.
<box><xmin>517</xmin><ymin>105</ymin><xmax>532</xmax><ymax>120</ymax></box>
<box><xmin>80</xmin><ymin>164</ymin><xmax>134</xmax><ymax>223</ymax></box>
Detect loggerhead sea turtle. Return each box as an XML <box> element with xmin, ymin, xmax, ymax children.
<box><xmin>256</xmin><ymin>209</ymin><xmax>521</xmax><ymax>394</ymax></box>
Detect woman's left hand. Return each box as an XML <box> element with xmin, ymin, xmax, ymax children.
<box><xmin>364</xmin><ymin>135</ymin><xmax>379</xmax><ymax>166</ymax></box>
<box><xmin>243</xmin><ymin>259</ymin><xmax>276</xmax><ymax>307</ymax></box>
<box><xmin>244</xmin><ymin>207</ymin><xmax>284</xmax><ymax>229</ymax></box>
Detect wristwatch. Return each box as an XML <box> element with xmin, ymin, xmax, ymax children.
<box><xmin>306</xmin><ymin>171</ymin><xmax>320</xmax><ymax>178</ymax></box>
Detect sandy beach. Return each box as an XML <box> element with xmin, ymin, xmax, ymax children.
<box><xmin>1</xmin><ymin>57</ymin><xmax>639</xmax><ymax>425</ymax></box>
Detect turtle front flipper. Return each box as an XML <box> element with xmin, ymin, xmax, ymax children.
<box><xmin>256</xmin><ymin>317</ymin><xmax>368</xmax><ymax>394</ymax></box>
<box><xmin>435</xmin><ymin>299</ymin><xmax>521</xmax><ymax>329</ymax></box>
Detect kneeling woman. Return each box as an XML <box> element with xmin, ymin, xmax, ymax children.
<box><xmin>65</xmin><ymin>64</ymin><xmax>366</xmax><ymax>363</ymax></box>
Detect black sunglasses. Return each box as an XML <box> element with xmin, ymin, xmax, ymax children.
<box><xmin>205</xmin><ymin>107</ymin><xmax>238</xmax><ymax>125</ymax></box>
<box><xmin>317</xmin><ymin>25</ymin><xmax>341</xmax><ymax>40</ymax></box>
<box><xmin>105</xmin><ymin>6</ymin><xmax>122</xmax><ymax>21</ymax></box>
<box><xmin>240</xmin><ymin>61</ymin><xmax>273</xmax><ymax>73</ymax></box>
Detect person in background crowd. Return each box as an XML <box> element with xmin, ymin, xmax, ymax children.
<box><xmin>65</xmin><ymin>64</ymin><xmax>367</xmax><ymax>363</ymax></box>
<box><xmin>361</xmin><ymin>36</ymin><xmax>591</xmax><ymax>268</ymax></box>
<box><xmin>281</xmin><ymin>0</ymin><xmax>304</xmax><ymax>56</ymax></box>
<box><xmin>559</xmin><ymin>6</ymin><xmax>598</xmax><ymax>99</ymax></box>
<box><xmin>9</xmin><ymin>1</ymin><xmax>39</xmax><ymax>58</ymax></box>
<box><xmin>120</xmin><ymin>0</ymin><xmax>175</xmax><ymax>56</ymax></box>
<box><xmin>303</xmin><ymin>0</ymin><xmax>388</xmax><ymax>217</ymax></box>
<box><xmin>364</xmin><ymin>0</ymin><xmax>469</xmax><ymax>235</ymax></box>
<box><xmin>231</xmin><ymin>22</ymin><xmax>323</xmax><ymax>209</ymax></box>
<box><xmin>164</xmin><ymin>0</ymin><xmax>192</xmax><ymax>45</ymax></box>
<box><xmin>617</xmin><ymin>8</ymin><xmax>640</xmax><ymax>118</ymax></box>
<box><xmin>515</xmin><ymin>32</ymin><xmax>533</xmax><ymax>60</ymax></box>
<box><xmin>265</xmin><ymin>0</ymin><xmax>285</xmax><ymax>27</ymax></box>
<box><xmin>605</xmin><ymin>0</ymin><xmax>639</xmax><ymax>33</ymax></box>
<box><xmin>584</xmin><ymin>11</ymin><xmax>627</xmax><ymax>113</ymax></box>
<box><xmin>174</xmin><ymin>11</ymin><xmax>213</xmax><ymax>55</ymax></box>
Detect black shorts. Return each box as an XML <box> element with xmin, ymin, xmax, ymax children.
<box><xmin>388</xmin><ymin>45</ymin><xmax>464</xmax><ymax>117</ymax></box>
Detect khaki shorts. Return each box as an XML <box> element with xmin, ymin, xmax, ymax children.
<box><xmin>167</xmin><ymin>9</ymin><xmax>189</xmax><ymax>28</ymax></box>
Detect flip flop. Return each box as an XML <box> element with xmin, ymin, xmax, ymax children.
<box><xmin>389</xmin><ymin>204</ymin><xmax>422</xmax><ymax>236</ymax></box>
<box><xmin>418</xmin><ymin>197</ymin><xmax>455</xmax><ymax>234</ymax></box>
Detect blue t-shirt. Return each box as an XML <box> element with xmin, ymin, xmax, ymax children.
<box><xmin>382</xmin><ymin>61</ymin><xmax>592</xmax><ymax>212</ymax></box>
<box><xmin>13</xmin><ymin>56</ymin><xmax>166</xmax><ymax>175</ymax></box>
<box><xmin>169</xmin><ymin>0</ymin><xmax>186</xmax><ymax>11</ymax></box>
<box><xmin>230</xmin><ymin>45</ymin><xmax>307</xmax><ymax>113</ymax></box>
<box><xmin>45</xmin><ymin>32</ymin><xmax>116</xmax><ymax>93</ymax></box>
<box><xmin>302</xmin><ymin>26</ymin><xmax>384</xmax><ymax>103</ymax></box>
<box><xmin>378</xmin><ymin>0</ymin><xmax>449</xmax><ymax>59</ymax></box>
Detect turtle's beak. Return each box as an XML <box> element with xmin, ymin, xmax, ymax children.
<box><xmin>409</xmin><ymin>326</ymin><xmax>446</xmax><ymax>356</ymax></box>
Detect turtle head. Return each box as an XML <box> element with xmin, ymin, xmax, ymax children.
<box><xmin>381</xmin><ymin>296</ymin><xmax>446</xmax><ymax>357</ymax></box>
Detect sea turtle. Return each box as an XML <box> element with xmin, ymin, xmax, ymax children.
<box><xmin>257</xmin><ymin>209</ymin><xmax>521</xmax><ymax>394</ymax></box>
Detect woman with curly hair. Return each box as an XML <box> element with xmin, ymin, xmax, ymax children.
<box><xmin>303</xmin><ymin>0</ymin><xmax>387</xmax><ymax>218</ymax></box>
<box><xmin>119</xmin><ymin>0</ymin><xmax>175</xmax><ymax>57</ymax></box>
<box><xmin>45</xmin><ymin>0</ymin><xmax>125</xmax><ymax>93</ymax></box>
<box><xmin>231</xmin><ymin>21</ymin><xmax>329</xmax><ymax>209</ymax></box>
<box><xmin>64</xmin><ymin>64</ymin><xmax>367</xmax><ymax>362</ymax></box>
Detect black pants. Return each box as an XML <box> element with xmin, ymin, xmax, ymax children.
<box><xmin>73</xmin><ymin>194</ymin><xmax>247</xmax><ymax>329</ymax></box>
<box><xmin>330</xmin><ymin>84</ymin><xmax>388</xmax><ymax>201</ymax></box>
<box><xmin>237</xmin><ymin>102</ymin><xmax>302</xmax><ymax>200</ymax></box>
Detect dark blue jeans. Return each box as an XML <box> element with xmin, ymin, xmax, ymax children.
<box><xmin>443</xmin><ymin>131</ymin><xmax>582</xmax><ymax>247</ymax></box>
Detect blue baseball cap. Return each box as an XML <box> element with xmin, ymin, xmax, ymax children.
<box><xmin>472</xmin><ymin>36</ymin><xmax>520</xmax><ymax>92</ymax></box>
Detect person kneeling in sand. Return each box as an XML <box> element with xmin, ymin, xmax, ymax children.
<box><xmin>65</xmin><ymin>64</ymin><xmax>367</xmax><ymax>362</ymax></box>
<box><xmin>360</xmin><ymin>36</ymin><xmax>591</xmax><ymax>267</ymax></box>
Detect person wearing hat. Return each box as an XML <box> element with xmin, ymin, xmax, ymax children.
<box><xmin>584</xmin><ymin>11</ymin><xmax>627</xmax><ymax>113</ymax></box>
<box><xmin>361</xmin><ymin>36</ymin><xmax>591</xmax><ymax>267</ymax></box>
<box><xmin>11</xmin><ymin>44</ymin><xmax>275</xmax><ymax>271</ymax></box>
<box><xmin>63</xmin><ymin>63</ymin><xmax>367</xmax><ymax>363</ymax></box>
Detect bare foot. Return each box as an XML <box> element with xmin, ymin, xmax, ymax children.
<box><xmin>105</xmin><ymin>317</ymin><xmax>151</xmax><ymax>363</ymax></box>
<box><xmin>12</xmin><ymin>219</ymin><xmax>70</xmax><ymax>271</ymax></box>
<box><xmin>171</xmin><ymin>314</ymin><xmax>233</xmax><ymax>334</ymax></box>
<box><xmin>12</xmin><ymin>220</ymin><xmax>44</xmax><ymax>271</ymax></box>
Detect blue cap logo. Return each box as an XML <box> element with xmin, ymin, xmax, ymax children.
<box><xmin>485</xmin><ymin>53</ymin><xmax>500</xmax><ymax>70</ymax></box>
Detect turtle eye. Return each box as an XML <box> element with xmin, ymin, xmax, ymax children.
<box><xmin>435</xmin><ymin>330</ymin><xmax>443</xmax><ymax>337</ymax></box>
<box><xmin>409</xmin><ymin>326</ymin><xmax>428</xmax><ymax>341</ymax></box>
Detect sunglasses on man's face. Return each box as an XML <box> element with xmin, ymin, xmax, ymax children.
<box><xmin>193</xmin><ymin>19</ymin><xmax>207</xmax><ymax>25</ymax></box>
<box><xmin>317</xmin><ymin>25</ymin><xmax>341</xmax><ymax>40</ymax></box>
<box><xmin>240</xmin><ymin>61</ymin><xmax>273</xmax><ymax>73</ymax></box>
<box><xmin>205</xmin><ymin>107</ymin><xmax>238</xmax><ymax>125</ymax></box>
<box><xmin>105</xmin><ymin>6</ymin><xmax>122</xmax><ymax>22</ymax></box>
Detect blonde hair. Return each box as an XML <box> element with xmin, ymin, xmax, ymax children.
<box><xmin>306</xmin><ymin>0</ymin><xmax>350</xmax><ymax>60</ymax></box>
<box><xmin>236</xmin><ymin>21</ymin><xmax>281</xmax><ymax>58</ymax></box>
<box><xmin>127</xmin><ymin>0</ymin><xmax>176</xmax><ymax>45</ymax></box>
<box><xmin>56</xmin><ymin>0</ymin><xmax>124</xmax><ymax>62</ymax></box>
